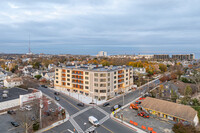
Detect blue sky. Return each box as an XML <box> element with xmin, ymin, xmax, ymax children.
<box><xmin>0</xmin><ymin>0</ymin><xmax>200</xmax><ymax>56</ymax></box>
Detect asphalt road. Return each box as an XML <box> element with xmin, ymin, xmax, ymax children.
<box><xmin>38</xmin><ymin>77</ymin><xmax>160</xmax><ymax>133</ymax></box>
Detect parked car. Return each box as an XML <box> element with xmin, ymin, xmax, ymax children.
<box><xmin>135</xmin><ymin>101</ymin><xmax>142</xmax><ymax>104</ymax></box>
<box><xmin>103</xmin><ymin>102</ymin><xmax>110</xmax><ymax>107</ymax></box>
<box><xmin>11</xmin><ymin>122</ymin><xmax>19</xmax><ymax>127</ymax></box>
<box><xmin>24</xmin><ymin>105</ymin><xmax>32</xmax><ymax>111</ymax></box>
<box><xmin>77</xmin><ymin>103</ymin><xmax>84</xmax><ymax>107</ymax></box>
<box><xmin>110</xmin><ymin>104</ymin><xmax>121</xmax><ymax>111</ymax></box>
<box><xmin>55</xmin><ymin>96</ymin><xmax>60</xmax><ymax>101</ymax></box>
<box><xmin>88</xmin><ymin>116</ymin><xmax>99</xmax><ymax>126</ymax></box>
<box><xmin>47</xmin><ymin>100</ymin><xmax>51</xmax><ymax>105</ymax></box>
<box><xmin>54</xmin><ymin>92</ymin><xmax>59</xmax><ymax>95</ymax></box>
<box><xmin>41</xmin><ymin>85</ymin><xmax>47</xmax><ymax>88</ymax></box>
<box><xmin>7</xmin><ymin>110</ymin><xmax>16</xmax><ymax>115</ymax></box>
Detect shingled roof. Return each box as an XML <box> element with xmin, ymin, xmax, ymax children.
<box><xmin>141</xmin><ymin>97</ymin><xmax>197</xmax><ymax>122</ymax></box>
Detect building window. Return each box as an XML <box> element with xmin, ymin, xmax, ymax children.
<box><xmin>108</xmin><ymin>83</ymin><xmax>110</xmax><ymax>86</ymax></box>
<box><xmin>67</xmin><ymin>70</ymin><xmax>70</xmax><ymax>73</ymax></box>
<box><xmin>100</xmin><ymin>73</ymin><xmax>106</xmax><ymax>77</ymax></box>
<box><xmin>85</xmin><ymin>77</ymin><xmax>89</xmax><ymax>80</ymax></box>
<box><xmin>56</xmin><ymin>77</ymin><xmax>58</xmax><ymax>79</ymax></box>
<box><xmin>56</xmin><ymin>69</ymin><xmax>58</xmax><ymax>71</ymax></box>
<box><xmin>67</xmin><ymin>83</ymin><xmax>70</xmax><ymax>86</ymax></box>
<box><xmin>100</xmin><ymin>90</ymin><xmax>106</xmax><ymax>93</ymax></box>
<box><xmin>114</xmin><ymin>76</ymin><xmax>116</xmax><ymax>79</ymax></box>
<box><xmin>126</xmin><ymin>82</ymin><xmax>128</xmax><ymax>84</ymax></box>
<box><xmin>114</xmin><ymin>81</ymin><xmax>116</xmax><ymax>84</ymax></box>
<box><xmin>101</xmin><ymin>96</ymin><xmax>106</xmax><ymax>100</ymax></box>
<box><xmin>126</xmin><ymin>69</ymin><xmax>128</xmax><ymax>72</ymax></box>
<box><xmin>126</xmin><ymin>78</ymin><xmax>128</xmax><ymax>80</ymax></box>
<box><xmin>85</xmin><ymin>86</ymin><xmax>89</xmax><ymax>89</ymax></box>
<box><xmin>85</xmin><ymin>72</ymin><xmax>89</xmax><ymax>75</ymax></box>
<box><xmin>114</xmin><ymin>71</ymin><xmax>116</xmax><ymax>74</ymax></box>
<box><xmin>114</xmin><ymin>85</ymin><xmax>116</xmax><ymax>89</ymax></box>
<box><xmin>95</xmin><ymin>89</ymin><xmax>98</xmax><ymax>92</ymax></box>
<box><xmin>100</xmin><ymin>79</ymin><xmax>106</xmax><ymax>82</ymax></box>
<box><xmin>56</xmin><ymin>73</ymin><xmax>58</xmax><ymax>75</ymax></box>
<box><xmin>67</xmin><ymin>78</ymin><xmax>70</xmax><ymax>81</ymax></box>
<box><xmin>100</xmin><ymin>84</ymin><xmax>106</xmax><ymax>87</ymax></box>
<box><xmin>62</xmin><ymin>82</ymin><xmax>65</xmax><ymax>85</ymax></box>
<box><xmin>94</xmin><ymin>73</ymin><xmax>98</xmax><ymax>77</ymax></box>
<box><xmin>94</xmin><ymin>83</ymin><xmax>98</xmax><ymax>87</ymax></box>
<box><xmin>94</xmin><ymin>78</ymin><xmax>98</xmax><ymax>82</ymax></box>
<box><xmin>85</xmin><ymin>81</ymin><xmax>89</xmax><ymax>84</ymax></box>
<box><xmin>108</xmin><ymin>73</ymin><xmax>110</xmax><ymax>76</ymax></box>
<box><xmin>56</xmin><ymin>81</ymin><xmax>58</xmax><ymax>83</ymax></box>
<box><xmin>108</xmin><ymin>78</ymin><xmax>110</xmax><ymax>81</ymax></box>
<box><xmin>126</xmin><ymin>74</ymin><xmax>128</xmax><ymax>76</ymax></box>
<box><xmin>67</xmin><ymin>74</ymin><xmax>70</xmax><ymax>77</ymax></box>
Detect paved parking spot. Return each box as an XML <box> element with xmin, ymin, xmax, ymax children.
<box><xmin>118</xmin><ymin>107</ymin><xmax>173</xmax><ymax>133</ymax></box>
<box><xmin>0</xmin><ymin>113</ymin><xmax>24</xmax><ymax>133</ymax></box>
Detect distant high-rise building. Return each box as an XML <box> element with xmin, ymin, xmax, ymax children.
<box><xmin>97</xmin><ymin>51</ymin><xmax>107</xmax><ymax>56</ymax></box>
<box><xmin>172</xmin><ymin>54</ymin><xmax>195</xmax><ymax>60</ymax></box>
<box><xmin>153</xmin><ymin>54</ymin><xmax>170</xmax><ymax>60</ymax></box>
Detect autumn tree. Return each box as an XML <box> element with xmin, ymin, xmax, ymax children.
<box><xmin>159</xmin><ymin>63</ymin><xmax>167</xmax><ymax>72</ymax></box>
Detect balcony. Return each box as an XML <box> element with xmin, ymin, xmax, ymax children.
<box><xmin>118</xmin><ymin>76</ymin><xmax>124</xmax><ymax>80</ymax></box>
<box><xmin>72</xmin><ymin>73</ymin><xmax>83</xmax><ymax>75</ymax></box>
<box><xmin>72</xmin><ymin>81</ymin><xmax>83</xmax><ymax>85</ymax></box>
<box><xmin>72</xmin><ymin>77</ymin><xmax>83</xmax><ymax>80</ymax></box>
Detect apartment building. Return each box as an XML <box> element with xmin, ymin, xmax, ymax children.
<box><xmin>54</xmin><ymin>64</ymin><xmax>134</xmax><ymax>100</ymax></box>
<box><xmin>172</xmin><ymin>54</ymin><xmax>195</xmax><ymax>60</ymax></box>
<box><xmin>153</xmin><ymin>54</ymin><xmax>170</xmax><ymax>60</ymax></box>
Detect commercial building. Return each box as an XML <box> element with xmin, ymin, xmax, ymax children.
<box><xmin>153</xmin><ymin>54</ymin><xmax>170</xmax><ymax>60</ymax></box>
<box><xmin>141</xmin><ymin>97</ymin><xmax>199</xmax><ymax>126</ymax></box>
<box><xmin>54</xmin><ymin>64</ymin><xmax>134</xmax><ymax>100</ymax></box>
<box><xmin>172</xmin><ymin>54</ymin><xmax>195</xmax><ymax>60</ymax></box>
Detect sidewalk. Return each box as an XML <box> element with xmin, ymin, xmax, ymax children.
<box><xmin>35</xmin><ymin>94</ymin><xmax>70</xmax><ymax>133</ymax></box>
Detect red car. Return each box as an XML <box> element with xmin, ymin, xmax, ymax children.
<box><xmin>139</xmin><ymin>97</ymin><xmax>146</xmax><ymax>100</ymax></box>
<box><xmin>138</xmin><ymin>112</ymin><xmax>149</xmax><ymax>118</ymax></box>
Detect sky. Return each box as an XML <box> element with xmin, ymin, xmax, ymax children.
<box><xmin>0</xmin><ymin>0</ymin><xmax>200</xmax><ymax>57</ymax></box>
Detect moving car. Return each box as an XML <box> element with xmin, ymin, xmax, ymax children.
<box><xmin>11</xmin><ymin>122</ymin><xmax>19</xmax><ymax>127</ymax></box>
<box><xmin>7</xmin><ymin>110</ymin><xmax>16</xmax><ymax>115</ymax></box>
<box><xmin>110</xmin><ymin>104</ymin><xmax>121</xmax><ymax>111</ymax></box>
<box><xmin>54</xmin><ymin>92</ymin><xmax>59</xmax><ymax>95</ymax></box>
<box><xmin>77</xmin><ymin>103</ymin><xmax>84</xmax><ymax>107</ymax></box>
<box><xmin>103</xmin><ymin>102</ymin><xmax>110</xmax><ymax>107</ymax></box>
<box><xmin>88</xmin><ymin>116</ymin><xmax>99</xmax><ymax>126</ymax></box>
<box><xmin>55</xmin><ymin>96</ymin><xmax>60</xmax><ymax>101</ymax></box>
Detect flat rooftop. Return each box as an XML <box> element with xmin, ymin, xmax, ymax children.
<box><xmin>0</xmin><ymin>88</ymin><xmax>31</xmax><ymax>102</ymax></box>
<box><xmin>60</xmin><ymin>64</ymin><xmax>132</xmax><ymax>72</ymax></box>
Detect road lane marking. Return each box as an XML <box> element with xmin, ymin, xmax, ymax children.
<box><xmin>101</xmin><ymin>125</ymin><xmax>114</xmax><ymax>133</ymax></box>
<box><xmin>49</xmin><ymin>91</ymin><xmax>80</xmax><ymax>111</ymax></box>
<box><xmin>60</xmin><ymin>97</ymin><xmax>80</xmax><ymax>111</ymax></box>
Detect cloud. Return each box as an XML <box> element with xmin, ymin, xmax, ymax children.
<box><xmin>0</xmin><ymin>0</ymin><xmax>199</xmax><ymax>55</ymax></box>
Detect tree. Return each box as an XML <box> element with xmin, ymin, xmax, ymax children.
<box><xmin>171</xmin><ymin>89</ymin><xmax>178</xmax><ymax>102</ymax></box>
<box><xmin>184</xmin><ymin>85</ymin><xmax>192</xmax><ymax>97</ymax></box>
<box><xmin>35</xmin><ymin>75</ymin><xmax>42</xmax><ymax>80</ymax></box>
<box><xmin>159</xmin><ymin>63</ymin><xmax>167</xmax><ymax>72</ymax></box>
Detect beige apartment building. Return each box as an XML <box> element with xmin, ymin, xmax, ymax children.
<box><xmin>54</xmin><ymin>64</ymin><xmax>134</xmax><ymax>100</ymax></box>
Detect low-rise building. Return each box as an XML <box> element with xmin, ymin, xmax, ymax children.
<box><xmin>54</xmin><ymin>64</ymin><xmax>134</xmax><ymax>100</ymax></box>
<box><xmin>141</xmin><ymin>97</ymin><xmax>199</xmax><ymax>126</ymax></box>
<box><xmin>4</xmin><ymin>77</ymin><xmax>23</xmax><ymax>88</ymax></box>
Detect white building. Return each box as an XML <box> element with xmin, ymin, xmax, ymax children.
<box><xmin>54</xmin><ymin>64</ymin><xmax>134</xmax><ymax>100</ymax></box>
<box><xmin>133</xmin><ymin>67</ymin><xmax>146</xmax><ymax>75</ymax></box>
<box><xmin>4</xmin><ymin>77</ymin><xmax>23</xmax><ymax>88</ymax></box>
<box><xmin>97</xmin><ymin>51</ymin><xmax>107</xmax><ymax>57</ymax></box>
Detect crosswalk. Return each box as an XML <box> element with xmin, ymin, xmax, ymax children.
<box><xmin>94</xmin><ymin>106</ymin><xmax>109</xmax><ymax>116</ymax></box>
<box><xmin>71</xmin><ymin>106</ymin><xmax>92</xmax><ymax>118</ymax></box>
<box><xmin>69</xmin><ymin>106</ymin><xmax>110</xmax><ymax>133</ymax></box>
<box><xmin>69</xmin><ymin>118</ymin><xmax>84</xmax><ymax>133</ymax></box>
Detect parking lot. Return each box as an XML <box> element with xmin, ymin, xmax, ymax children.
<box><xmin>117</xmin><ymin>106</ymin><xmax>174</xmax><ymax>133</ymax></box>
<box><xmin>0</xmin><ymin>113</ymin><xmax>24</xmax><ymax>133</ymax></box>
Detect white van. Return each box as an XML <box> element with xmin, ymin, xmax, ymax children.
<box><xmin>88</xmin><ymin>116</ymin><xmax>99</xmax><ymax>126</ymax></box>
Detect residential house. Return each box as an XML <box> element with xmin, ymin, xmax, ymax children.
<box><xmin>48</xmin><ymin>64</ymin><xmax>55</xmax><ymax>70</ymax></box>
<box><xmin>4</xmin><ymin>77</ymin><xmax>23</xmax><ymax>88</ymax></box>
<box><xmin>133</xmin><ymin>67</ymin><xmax>146</xmax><ymax>75</ymax></box>
<box><xmin>141</xmin><ymin>97</ymin><xmax>199</xmax><ymax>126</ymax></box>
